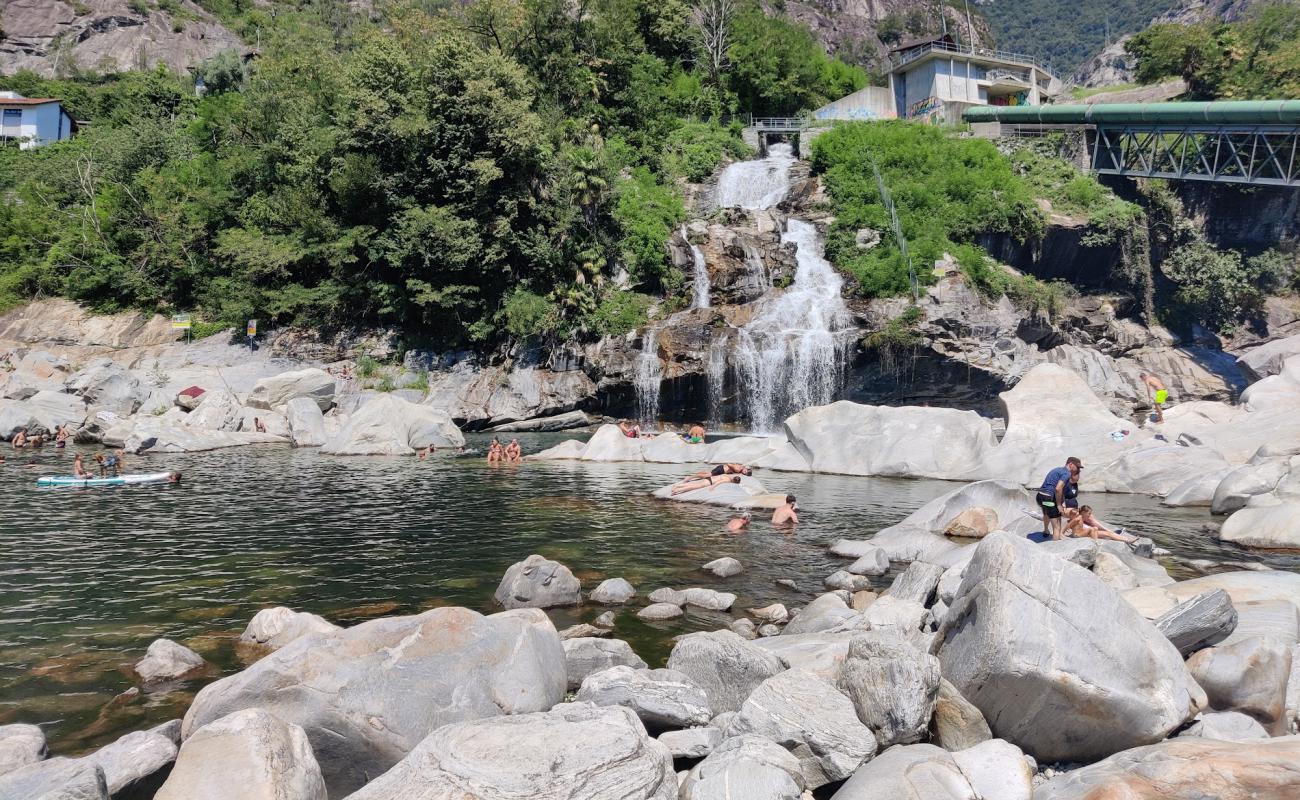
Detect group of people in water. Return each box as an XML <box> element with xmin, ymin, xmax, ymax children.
<box><xmin>619</xmin><ymin>420</ymin><xmax>707</xmax><ymax>444</ymax></box>
<box><xmin>1035</xmin><ymin>456</ymin><xmax>1141</xmax><ymax>545</ymax></box>
<box><xmin>486</xmin><ymin>438</ymin><xmax>522</xmax><ymax>464</ymax></box>
<box><xmin>666</xmin><ymin>462</ymin><xmax>800</xmax><ymax>530</ymax></box>
<box><xmin>9</xmin><ymin>424</ymin><xmax>71</xmax><ymax>450</ymax></box>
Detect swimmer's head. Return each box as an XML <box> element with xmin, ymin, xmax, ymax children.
<box><xmin>785</xmin><ymin>494</ymin><xmax>796</xmax><ymax>504</ymax></box>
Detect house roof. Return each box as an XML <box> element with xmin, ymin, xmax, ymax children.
<box><xmin>0</xmin><ymin>97</ymin><xmax>61</xmax><ymax>107</ymax></box>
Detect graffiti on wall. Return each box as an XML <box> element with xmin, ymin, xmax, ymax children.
<box><xmin>989</xmin><ymin>91</ymin><xmax>1030</xmax><ymax>107</ymax></box>
<box><xmin>907</xmin><ymin>96</ymin><xmax>943</xmax><ymax>122</ymax></box>
<box><xmin>814</xmin><ymin>107</ymin><xmax>896</xmax><ymax>121</ymax></box>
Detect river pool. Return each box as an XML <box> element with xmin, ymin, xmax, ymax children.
<box><xmin>1</xmin><ymin>432</ymin><xmax>1292</xmax><ymax>754</ymax></box>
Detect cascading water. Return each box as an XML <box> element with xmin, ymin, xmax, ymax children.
<box><xmin>716</xmin><ymin>143</ymin><xmax>797</xmax><ymax>209</ymax></box>
<box><xmin>734</xmin><ymin>219</ymin><xmax>852</xmax><ymax>432</ymax></box>
<box><xmin>706</xmin><ymin>331</ymin><xmax>729</xmax><ymax>427</ymax></box>
<box><xmin>633</xmin><ymin>327</ymin><xmax>662</xmax><ymax>425</ymax></box>
<box><xmin>683</xmin><ymin>225</ymin><xmax>711</xmax><ymax>309</ymax></box>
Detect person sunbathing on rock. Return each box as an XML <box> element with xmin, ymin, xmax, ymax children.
<box><xmin>1063</xmin><ymin>505</ymin><xmax>1138</xmax><ymax>544</ymax></box>
<box><xmin>690</xmin><ymin>463</ymin><xmax>752</xmax><ymax>479</ymax></box>
<box><xmin>670</xmin><ymin>474</ymin><xmax>741</xmax><ymax>495</ymax></box>
<box><xmin>771</xmin><ymin>495</ymin><xmax>799</xmax><ymax>526</ymax></box>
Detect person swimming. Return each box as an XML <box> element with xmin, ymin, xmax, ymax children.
<box><xmin>726</xmin><ymin>512</ymin><xmax>752</xmax><ymax>533</ymax></box>
<box><xmin>11</xmin><ymin>429</ymin><xmax>26</xmax><ymax>449</ymax></box>
<box><xmin>167</xmin><ymin>471</ymin><xmax>183</xmax><ymax>484</ymax></box>
<box><xmin>505</xmin><ymin>439</ymin><xmax>522</xmax><ymax>463</ymax></box>
<box><xmin>670</xmin><ymin>474</ymin><xmax>741</xmax><ymax>496</ymax></box>
<box><xmin>486</xmin><ymin>438</ymin><xmax>503</xmax><ymax>464</ymax></box>
<box><xmin>54</xmin><ymin>425</ymin><xmax>69</xmax><ymax>448</ymax></box>
<box><xmin>772</xmin><ymin>495</ymin><xmax>799</xmax><ymax>526</ymax></box>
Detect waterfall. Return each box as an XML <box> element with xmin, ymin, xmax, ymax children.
<box><xmin>706</xmin><ymin>331</ymin><xmax>729</xmax><ymax>427</ymax></box>
<box><xmin>684</xmin><ymin>226</ymin><xmax>710</xmax><ymax>309</ymax></box>
<box><xmin>734</xmin><ymin>219</ymin><xmax>852</xmax><ymax>433</ymax></box>
<box><xmin>633</xmin><ymin>327</ymin><xmax>662</xmax><ymax>425</ymax></box>
<box><xmin>716</xmin><ymin>143</ymin><xmax>796</xmax><ymax>210</ymax></box>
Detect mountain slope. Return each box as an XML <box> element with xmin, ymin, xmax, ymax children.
<box><xmin>0</xmin><ymin>0</ymin><xmax>243</xmax><ymax>77</ymax></box>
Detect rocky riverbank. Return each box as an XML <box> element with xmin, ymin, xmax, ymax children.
<box><xmin>4</xmin><ymin>526</ymin><xmax>1299</xmax><ymax>799</ymax></box>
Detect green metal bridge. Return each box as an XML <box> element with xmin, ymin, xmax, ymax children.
<box><xmin>963</xmin><ymin>101</ymin><xmax>1300</xmax><ymax>187</ymax></box>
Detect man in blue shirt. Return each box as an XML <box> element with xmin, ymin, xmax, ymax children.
<box><xmin>1036</xmin><ymin>457</ymin><xmax>1082</xmax><ymax>541</ymax></box>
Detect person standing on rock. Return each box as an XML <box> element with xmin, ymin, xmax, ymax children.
<box><xmin>1036</xmin><ymin>457</ymin><xmax>1082</xmax><ymax>540</ymax></box>
<box><xmin>1139</xmin><ymin>372</ymin><xmax>1169</xmax><ymax>423</ymax></box>
<box><xmin>771</xmin><ymin>495</ymin><xmax>799</xmax><ymax>526</ymax></box>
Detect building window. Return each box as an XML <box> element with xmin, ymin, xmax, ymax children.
<box><xmin>1</xmin><ymin>109</ymin><xmax>20</xmax><ymax>139</ymax></box>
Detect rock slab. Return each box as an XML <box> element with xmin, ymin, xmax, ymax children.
<box><xmin>157</xmin><ymin>709</ymin><xmax>326</xmax><ymax>800</ymax></box>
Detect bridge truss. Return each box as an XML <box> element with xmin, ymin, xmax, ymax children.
<box><xmin>1091</xmin><ymin>125</ymin><xmax>1300</xmax><ymax>187</ymax></box>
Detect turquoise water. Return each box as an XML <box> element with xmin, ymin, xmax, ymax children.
<box><xmin>0</xmin><ymin>432</ymin><xmax>1287</xmax><ymax>754</ymax></box>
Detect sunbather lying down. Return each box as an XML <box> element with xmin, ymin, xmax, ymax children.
<box><xmin>670</xmin><ymin>474</ymin><xmax>741</xmax><ymax>496</ymax></box>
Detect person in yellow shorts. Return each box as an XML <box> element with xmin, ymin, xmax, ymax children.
<box><xmin>1140</xmin><ymin>372</ymin><xmax>1168</xmax><ymax>423</ymax></box>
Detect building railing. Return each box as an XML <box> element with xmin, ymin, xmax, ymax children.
<box><xmin>985</xmin><ymin>68</ymin><xmax>1031</xmax><ymax>85</ymax></box>
<box><xmin>891</xmin><ymin>40</ymin><xmax>1052</xmax><ymax>76</ymax></box>
<box><xmin>750</xmin><ymin>116</ymin><xmax>813</xmax><ymax>130</ymax></box>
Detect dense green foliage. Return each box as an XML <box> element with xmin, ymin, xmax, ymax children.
<box><xmin>811</xmin><ymin>121</ymin><xmax>1042</xmax><ymax>297</ymax></box>
<box><xmin>1126</xmin><ymin>3</ymin><xmax>1300</xmax><ymax>99</ymax></box>
<box><xmin>981</xmin><ymin>0</ymin><xmax>1182</xmax><ymax>75</ymax></box>
<box><xmin>0</xmin><ymin>0</ymin><xmax>862</xmax><ymax>348</ymax></box>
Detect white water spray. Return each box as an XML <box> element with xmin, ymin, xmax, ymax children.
<box><xmin>716</xmin><ymin>143</ymin><xmax>796</xmax><ymax>209</ymax></box>
<box><xmin>633</xmin><ymin>327</ymin><xmax>662</xmax><ymax>425</ymax></box>
<box><xmin>683</xmin><ymin>226</ymin><xmax>711</xmax><ymax>309</ymax></box>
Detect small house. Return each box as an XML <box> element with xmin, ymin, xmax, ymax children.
<box><xmin>0</xmin><ymin>92</ymin><xmax>77</xmax><ymax>149</ymax></box>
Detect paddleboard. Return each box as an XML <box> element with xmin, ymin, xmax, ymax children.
<box><xmin>37</xmin><ymin>472</ymin><xmax>174</xmax><ymax>487</ymax></box>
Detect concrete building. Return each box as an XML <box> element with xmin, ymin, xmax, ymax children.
<box><xmin>0</xmin><ymin>92</ymin><xmax>76</xmax><ymax>149</ymax></box>
<box><xmin>811</xmin><ymin>35</ymin><xmax>1061</xmax><ymax>125</ymax></box>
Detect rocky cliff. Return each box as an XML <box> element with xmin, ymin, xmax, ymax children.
<box><xmin>0</xmin><ymin>0</ymin><xmax>243</xmax><ymax>77</ymax></box>
<box><xmin>772</xmin><ymin>0</ymin><xmax>993</xmax><ymax>69</ymax></box>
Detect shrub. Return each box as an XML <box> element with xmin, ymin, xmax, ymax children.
<box><xmin>587</xmin><ymin>291</ymin><xmax>653</xmax><ymax>336</ymax></box>
<box><xmin>660</xmin><ymin>121</ymin><xmax>751</xmax><ymax>182</ymax></box>
<box><xmin>502</xmin><ymin>289</ymin><xmax>555</xmax><ymax>339</ymax></box>
<box><xmin>1159</xmin><ymin>239</ymin><xmax>1277</xmax><ymax>333</ymax></box>
<box><xmin>612</xmin><ymin>167</ymin><xmax>685</xmax><ymax>288</ymax></box>
<box><xmin>356</xmin><ymin>354</ymin><xmax>379</xmax><ymax>378</ymax></box>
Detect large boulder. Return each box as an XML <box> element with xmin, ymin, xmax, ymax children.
<box><xmin>1178</xmin><ymin>711</ymin><xmax>1270</xmax><ymax>741</ymax></box>
<box><xmin>133</xmin><ymin>639</ymin><xmax>208</xmax><ymax>683</ymax></box>
<box><xmin>579</xmin><ymin>424</ymin><xmax>646</xmax><ymax>462</ymax></box>
<box><xmin>725</xmin><ymin>669</ymin><xmax>877</xmax><ymax>789</ymax></box>
<box><xmin>320</xmin><ymin>394</ymin><xmax>462</xmax><ymax>456</ymax></box>
<box><xmin>665</xmin><ymin>630</ymin><xmax>787</xmax><ymax>714</ymax></box>
<box><xmin>646</xmin><ymin>587</ymin><xmax>736</xmax><ymax>611</ymax></box>
<box><xmin>781</xmin><ymin>592</ymin><xmax>860</xmax><ymax>636</ymax></box>
<box><xmin>1187</xmin><ymin>636</ymin><xmax>1293</xmax><ymax>734</ymax></box>
<box><xmin>575</xmin><ymin>666</ymin><xmax>712</xmax><ymax>730</ymax></box>
<box><xmin>562</xmin><ymin>638</ymin><xmax>647</xmax><ymax>690</ymax></box>
<box><xmin>754</xmin><ymin>632</ymin><xmax>855</xmax><ymax>680</ymax></box>
<box><xmin>1123</xmin><ymin>570</ymin><xmax>1300</xmax><ymax>621</ymax></box>
<box><xmin>1219</xmin><ymin>502</ymin><xmax>1300</xmax><ymax>550</ymax></box>
<box><xmin>346</xmin><ymin>702</ymin><xmax>675</xmax><ymax>800</ymax></box>
<box><xmin>1154</xmin><ymin>589</ymin><xmax>1238</xmax><ymax>657</ymax></box>
<box><xmin>679</xmin><ymin>734</ymin><xmax>805</xmax><ymax>800</ymax></box>
<box><xmin>239</xmin><ymin>607</ymin><xmax>339</xmax><ymax>651</ymax></box>
<box><xmin>1212</xmin><ymin>461</ymin><xmax>1291</xmax><ymax>515</ymax></box>
<box><xmin>63</xmin><ymin>359</ymin><xmax>148</xmax><ymax>417</ymax></box>
<box><xmin>1034</xmin><ymin>736</ymin><xmax>1300</xmax><ymax>799</ymax></box>
<box><xmin>589</xmin><ymin>577</ymin><xmax>636</xmax><ymax>605</ymax></box>
<box><xmin>247</xmin><ymin>368</ymin><xmax>336</xmax><ymax>411</ymax></box>
<box><xmin>0</xmin><ymin>758</ymin><xmax>107</xmax><ymax>800</ymax></box>
<box><xmin>887</xmin><ymin>561</ymin><xmax>946</xmax><ymax>605</ymax></box>
<box><xmin>181</xmin><ymin>389</ymin><xmax>244</xmax><ymax>432</ymax></box>
<box><xmin>77</xmin><ymin>727</ymin><xmax>178</xmax><ymax>799</ymax></box>
<box><xmin>871</xmin><ymin>481</ymin><xmax>1034</xmax><ymax>563</ymax></box>
<box><xmin>111</xmin><ymin>417</ymin><xmax>286</xmax><ymax>453</ymax></box>
<box><xmin>782</xmin><ymin>401</ymin><xmax>996</xmax><ymax>479</ymax></box>
<box><xmin>181</xmin><ymin>607</ymin><xmax>566</xmax><ymax>797</ymax></box>
<box><xmin>285</xmin><ymin>397</ymin><xmax>328</xmax><ymax>448</ymax></box>
<box><xmin>157</xmin><ymin>709</ymin><xmax>325</xmax><ymax>800</ymax></box>
<box><xmin>930</xmin><ymin>678</ymin><xmax>991</xmax><ymax>751</ymax></box>
<box><xmin>938</xmin><ymin>532</ymin><xmax>1199</xmax><ymax>763</ymax></box>
<box><xmin>1239</xmin><ymin>334</ymin><xmax>1300</xmax><ymax>381</ymax></box>
<box><xmin>0</xmin><ymin>724</ymin><xmax>46</xmax><ymax>778</ymax></box>
<box><xmin>838</xmin><ymin>631</ymin><xmax>940</xmax><ymax>747</ymax></box>
<box><xmin>827</xmin><ymin>743</ymin><xmax>975</xmax><ymax>800</ymax></box>
<box><xmin>493</xmin><ymin>554</ymin><xmax>581</xmax><ymax>609</ymax></box>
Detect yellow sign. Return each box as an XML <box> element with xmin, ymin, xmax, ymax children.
<box><xmin>171</xmin><ymin>314</ymin><xmax>192</xmax><ymax>330</ymax></box>
<box><xmin>247</xmin><ymin>319</ymin><xmax>258</xmax><ymax>337</ymax></box>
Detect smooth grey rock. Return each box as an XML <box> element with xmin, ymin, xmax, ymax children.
<box><xmin>845</xmin><ymin>548</ymin><xmax>890</xmax><ymax>576</ymax></box>
<box><xmin>679</xmin><ymin>734</ymin><xmax>804</xmax><ymax>800</ymax></box>
<box><xmin>247</xmin><ymin>368</ymin><xmax>335</xmax><ymax>411</ymax></box>
<box><xmin>702</xmin><ymin>557</ymin><xmax>743</xmax><ymax>578</ymax></box>
<box><xmin>1211</xmin><ymin>461</ymin><xmax>1289</xmax><ymax>515</ymax></box>
<box><xmin>781</xmin><ymin>593</ymin><xmax>859</xmax><ymax>636</ymax></box>
<box><xmin>181</xmin><ymin>389</ymin><xmax>243</xmax><ymax>432</ymax></box>
<box><xmin>1219</xmin><ymin>501</ymin><xmax>1300</xmax><ymax>550</ymax></box>
<box><xmin>558</xmin><ymin>623</ymin><xmax>607</xmax><ymax>640</ymax></box>
<box><xmin>725</xmin><ymin>669</ymin><xmax>877</xmax><ymax>789</ymax></box>
<box><xmin>64</xmin><ymin>359</ymin><xmax>147</xmax><ymax>417</ymax></box>
<box><xmin>591</xmin><ymin>578</ymin><xmax>637</xmax><ymax>605</ymax></box>
<box><xmin>647</xmin><ymin>587</ymin><xmax>736</xmax><ymax>611</ymax></box>
<box><xmin>1289</xmin><ymin>643</ymin><xmax>1300</xmax><ymax>734</ymax></box>
<box><xmin>938</xmin><ymin>532</ymin><xmax>1199</xmax><ymax>763</ymax></box>
<box><xmin>76</xmin><ymin>728</ymin><xmax>177</xmax><ymax>798</ymax></box>
<box><xmin>758</xmin><ymin>624</ymin><xmax>782</xmax><ymax>637</ymax></box>
<box><xmin>828</xmin><ymin>540</ymin><xmax>880</xmax><ymax>559</ymax></box>
<box><xmin>838</xmin><ymin>632</ymin><xmax>940</xmax><ymax>747</ymax></box>
<box><xmin>657</xmin><ymin>727</ymin><xmax>723</xmax><ymax>759</ymax></box>
<box><xmin>638</xmin><ymin>603</ymin><xmax>684</xmax><ymax>621</ymax></box>
<box><xmin>133</xmin><ymin>639</ymin><xmax>207</xmax><ymax>683</ymax></box>
<box><xmin>1154</xmin><ymin>590</ymin><xmax>1238</xmax><ymax>657</ymax></box>
<box><xmin>949</xmin><ymin>739</ymin><xmax>1034</xmax><ymax>800</ymax></box>
<box><xmin>346</xmin><ymin>702</ymin><xmax>675</xmax><ymax>800</ymax></box>
<box><xmin>747</xmin><ymin>604</ymin><xmax>789</xmax><ymax>624</ymax></box>
<box><xmin>862</xmin><ymin>596</ymin><xmax>931</xmax><ymax>649</ymax></box>
<box><xmin>240</xmin><ymin>607</ymin><xmax>339</xmax><ymax>650</ymax></box>
<box><xmin>493</xmin><ymin>554</ymin><xmax>581</xmax><ymax>609</ymax></box>
<box><xmin>593</xmin><ymin>611</ymin><xmax>617</xmax><ymax>628</ymax></box>
<box><xmin>1091</xmin><ymin>551</ymin><xmax>1139</xmax><ymax>591</ymax></box>
<box><xmin>181</xmin><ymin>607</ymin><xmax>565</xmax><ymax>798</ymax></box>
<box><xmin>1187</xmin><ymin>636</ymin><xmax>1293</xmax><ymax>734</ymax></box>
<box><xmin>871</xmin><ymin>480</ymin><xmax>1038</xmax><ymax>564</ymax></box>
<box><xmin>166</xmin><ymin>710</ymin><xmax>325</xmax><ymax>800</ymax></box>
<box><xmin>1033</xmin><ymin>737</ymin><xmax>1300</xmax><ymax>800</ymax></box>
<box><xmin>775</xmin><ymin>579</ymin><xmax>799</xmax><ymax>590</ymax></box>
<box><xmin>0</xmin><ymin>758</ymin><xmax>107</xmax><ymax>800</ymax></box>
<box><xmin>562</xmin><ymin>638</ymin><xmax>647</xmax><ymax>691</ymax></box>
<box><xmin>887</xmin><ymin>561</ymin><xmax>945</xmax><ymax>605</ymax></box>
<box><xmin>576</xmin><ymin>666</ymin><xmax>712</xmax><ymax>730</ymax></box>
<box><xmin>1035</xmin><ymin>538</ymin><xmax>1099</xmax><ymax>568</ymax></box>
<box><xmin>1177</xmin><ymin>711</ymin><xmax>1270</xmax><ymax>741</ymax></box>
<box><xmin>320</xmin><ymin>394</ymin><xmax>462</xmax><ymax>455</ymax></box>
<box><xmin>730</xmin><ymin>618</ymin><xmax>758</xmax><ymax>639</ymax></box>
<box><xmin>825</xmin><ymin>571</ymin><xmax>873</xmax><ymax>592</ymax></box>
<box><xmin>754</xmin><ymin>633</ymin><xmax>854</xmax><ymax>680</ymax></box>
<box><xmin>828</xmin><ymin>743</ymin><xmax>974</xmax><ymax>800</ymax></box>
<box><xmin>666</xmin><ymin>630</ymin><xmax>787</xmax><ymax>715</ymax></box>
<box><xmin>0</xmin><ymin>724</ymin><xmax>46</xmax><ymax>777</ymax></box>
<box><xmin>149</xmin><ymin>719</ymin><xmax>182</xmax><ymax>746</ymax></box>
<box><xmin>931</xmin><ymin>678</ymin><xmax>992</xmax><ymax>751</ymax></box>
<box><xmin>285</xmin><ymin>397</ymin><xmax>328</xmax><ymax>447</ymax></box>
<box><xmin>487</xmin><ymin>410</ymin><xmax>590</xmax><ymax>432</ymax></box>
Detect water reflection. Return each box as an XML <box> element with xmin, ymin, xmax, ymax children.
<box><xmin>0</xmin><ymin>432</ymin><xmax>1292</xmax><ymax>753</ymax></box>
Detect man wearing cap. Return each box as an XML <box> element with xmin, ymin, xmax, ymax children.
<box><xmin>1036</xmin><ymin>457</ymin><xmax>1082</xmax><ymax>541</ymax></box>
